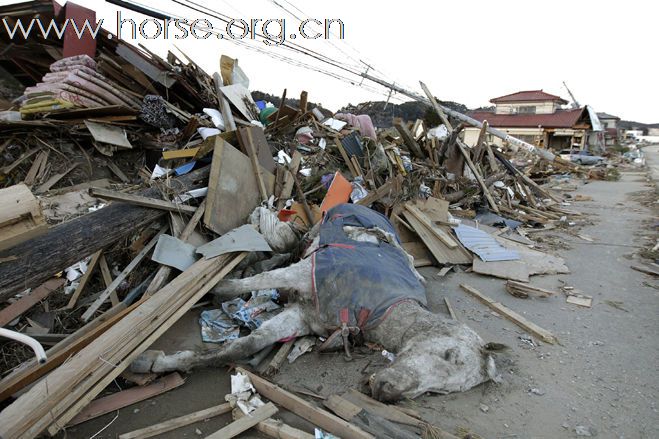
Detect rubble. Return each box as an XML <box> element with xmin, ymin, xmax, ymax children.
<box><xmin>0</xmin><ymin>1</ymin><xmax>633</xmax><ymax>437</ymax></box>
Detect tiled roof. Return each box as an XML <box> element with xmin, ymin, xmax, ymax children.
<box><xmin>490</xmin><ymin>90</ymin><xmax>568</xmax><ymax>104</ymax></box>
<box><xmin>597</xmin><ymin>112</ymin><xmax>620</xmax><ymax>120</ymax></box>
<box><xmin>469</xmin><ymin>108</ymin><xmax>587</xmax><ymax>128</ymax></box>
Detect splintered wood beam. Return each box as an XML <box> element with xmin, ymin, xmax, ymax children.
<box><xmin>66</xmin><ymin>250</ymin><xmax>102</xmax><ymax>310</ymax></box>
<box><xmin>0</xmin><ymin>278</ymin><xmax>65</xmax><ymax>327</ymax></box>
<box><xmin>236</xmin><ymin>368</ymin><xmax>374</xmax><ymax>439</ymax></box>
<box><xmin>206</xmin><ymin>402</ymin><xmax>278</xmax><ymax>439</ymax></box>
<box><xmin>90</xmin><ymin>187</ymin><xmax>197</xmax><ymax>214</ymax></box>
<box><xmin>67</xmin><ymin>373</ymin><xmax>185</xmax><ymax>426</ymax></box>
<box><xmin>456</xmin><ymin>139</ymin><xmax>500</xmax><ymax>213</ymax></box>
<box><xmin>243</xmin><ymin>128</ymin><xmax>269</xmax><ymax>201</ymax></box>
<box><xmin>459</xmin><ymin>284</ymin><xmax>557</xmax><ymax>344</ymax></box>
<box><xmin>419</xmin><ymin>82</ymin><xmax>453</xmax><ymax>133</ymax></box>
<box><xmin>81</xmin><ymin>225</ymin><xmax>168</xmax><ymax>321</ymax></box>
<box><xmin>118</xmin><ymin>403</ymin><xmax>232</xmax><ymax>439</ymax></box>
<box><xmin>0</xmin><ymin>163</ymin><xmax>210</xmax><ymax>305</ymax></box>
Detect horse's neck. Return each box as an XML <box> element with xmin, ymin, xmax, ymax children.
<box><xmin>367</xmin><ymin>301</ymin><xmax>437</xmax><ymax>352</ymax></box>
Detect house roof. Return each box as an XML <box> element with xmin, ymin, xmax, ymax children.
<box><xmin>596</xmin><ymin>112</ymin><xmax>620</xmax><ymax>120</ymax></box>
<box><xmin>490</xmin><ymin>90</ymin><xmax>568</xmax><ymax>105</ymax></box>
<box><xmin>469</xmin><ymin>108</ymin><xmax>588</xmax><ymax>128</ymax></box>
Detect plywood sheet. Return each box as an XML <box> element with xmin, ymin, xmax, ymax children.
<box><xmin>204</xmin><ymin>137</ymin><xmax>275</xmax><ymax>235</ymax></box>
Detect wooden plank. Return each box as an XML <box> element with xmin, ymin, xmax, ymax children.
<box><xmin>505</xmin><ymin>280</ymin><xmax>557</xmax><ymax>299</ymax></box>
<box><xmin>35</xmin><ymin>163</ymin><xmax>79</xmax><ymax>194</ymax></box>
<box><xmin>237</xmin><ymin>126</ymin><xmax>276</xmax><ymax>173</ymax></box>
<box><xmin>119</xmin><ymin>403</ymin><xmax>232</xmax><ymax>439</ymax></box>
<box><xmin>23</xmin><ymin>150</ymin><xmax>48</xmax><ymax>186</ymax></box>
<box><xmin>0</xmin><ymin>166</ymin><xmax>209</xmax><ymax>304</ymax></box>
<box><xmin>44</xmin><ymin>254</ymin><xmax>246</xmax><ymax>437</ymax></box>
<box><xmin>90</xmin><ymin>188</ymin><xmax>197</xmax><ymax>214</ymax></box>
<box><xmin>277</xmin><ymin>151</ymin><xmax>302</xmax><ymax>209</ymax></box>
<box><xmin>456</xmin><ymin>140</ymin><xmax>500</xmax><ymax>213</ymax></box>
<box><xmin>631</xmin><ymin>264</ymin><xmax>659</xmax><ymax>276</ymax></box>
<box><xmin>401</xmin><ymin>241</ymin><xmax>433</xmax><ymax>267</ymax></box>
<box><xmin>264</xmin><ymin>339</ymin><xmax>295</xmax><ymax>376</ymax></box>
<box><xmin>459</xmin><ymin>284</ymin><xmax>557</xmax><ymax>344</ymax></box>
<box><xmin>356</xmin><ymin>174</ymin><xmax>403</xmax><ymax>207</ymax></box>
<box><xmin>335</xmin><ymin>137</ymin><xmax>358</xmax><ymax>177</ymax></box>
<box><xmin>206</xmin><ymin>402</ymin><xmax>278</xmax><ymax>439</ymax></box>
<box><xmin>394</xmin><ymin>119</ymin><xmax>425</xmax><ymax>159</ymax></box>
<box><xmin>242</xmin><ymin>415</ymin><xmax>313</xmax><ymax>439</ymax></box>
<box><xmin>404</xmin><ymin>204</ymin><xmax>458</xmax><ymax>248</ymax></box>
<box><xmin>0</xmin><ymin>278</ymin><xmax>65</xmax><ymax>327</ymax></box>
<box><xmin>67</xmin><ymin>373</ymin><xmax>185</xmax><ymax>426</ymax></box>
<box><xmin>204</xmin><ymin>137</ymin><xmax>275</xmax><ymax>235</ymax></box>
<box><xmin>323</xmin><ymin>394</ymin><xmax>420</xmax><ymax>439</ymax></box>
<box><xmin>323</xmin><ymin>394</ymin><xmax>362</xmax><ymax>420</ymax></box>
<box><xmin>212</xmin><ymin>73</ymin><xmax>236</xmax><ymax>132</ymax></box>
<box><xmin>81</xmin><ymin>225</ymin><xmax>167</xmax><ymax>321</ymax></box>
<box><xmin>0</xmin><ymin>183</ymin><xmax>48</xmax><ymax>252</ymax></box>
<box><xmin>0</xmin><ymin>301</ymin><xmax>138</xmax><ymax>402</ymax></box>
<box><xmin>236</xmin><ymin>368</ymin><xmax>374</xmax><ymax>439</ymax></box>
<box><xmin>162</xmin><ymin>147</ymin><xmax>200</xmax><ymax>160</ymax></box>
<box><xmin>0</xmin><ymin>147</ymin><xmax>39</xmax><ymax>174</ymax></box>
<box><xmin>242</xmin><ymin>128</ymin><xmax>269</xmax><ymax>201</ymax></box>
<box><xmin>402</xmin><ymin>211</ymin><xmax>471</xmax><ymax>265</ymax></box>
<box><xmin>107</xmin><ymin>160</ymin><xmax>130</xmax><ymax>183</ymax></box>
<box><xmin>444</xmin><ymin>297</ymin><xmax>457</xmax><ymax>320</ymax></box>
<box><xmin>65</xmin><ymin>250</ymin><xmax>102</xmax><ymax>310</ymax></box>
<box><xmin>342</xmin><ymin>389</ymin><xmax>421</xmax><ymax>427</ymax></box>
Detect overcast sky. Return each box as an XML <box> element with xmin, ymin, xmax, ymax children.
<box><xmin>3</xmin><ymin>0</ymin><xmax>656</xmax><ymax>122</ymax></box>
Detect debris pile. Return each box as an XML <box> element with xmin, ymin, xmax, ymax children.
<box><xmin>0</xmin><ymin>1</ymin><xmax>627</xmax><ymax>437</ymax></box>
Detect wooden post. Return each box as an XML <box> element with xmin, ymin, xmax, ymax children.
<box><xmin>299</xmin><ymin>91</ymin><xmax>308</xmax><ymax>113</ymax></box>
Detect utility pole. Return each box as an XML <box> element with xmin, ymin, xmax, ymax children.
<box><xmin>359</xmin><ymin>72</ymin><xmax>559</xmax><ymax>162</ymax></box>
<box><xmin>562</xmin><ymin>81</ymin><xmax>580</xmax><ymax>109</ymax></box>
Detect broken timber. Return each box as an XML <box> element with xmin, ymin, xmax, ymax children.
<box><xmin>236</xmin><ymin>367</ymin><xmax>374</xmax><ymax>439</ymax></box>
<box><xmin>0</xmin><ymin>166</ymin><xmax>210</xmax><ymax>303</ymax></box>
<box><xmin>118</xmin><ymin>403</ymin><xmax>232</xmax><ymax>439</ymax></box>
<box><xmin>459</xmin><ymin>284</ymin><xmax>557</xmax><ymax>344</ymax></box>
<box><xmin>89</xmin><ymin>187</ymin><xmax>198</xmax><ymax>214</ymax></box>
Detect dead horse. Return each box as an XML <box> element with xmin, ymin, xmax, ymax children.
<box><xmin>131</xmin><ymin>204</ymin><xmax>498</xmax><ymax>401</ymax></box>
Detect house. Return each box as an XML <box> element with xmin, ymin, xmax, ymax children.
<box><xmin>464</xmin><ymin>90</ymin><xmax>599</xmax><ymax>152</ymax></box>
<box><xmin>597</xmin><ymin>112</ymin><xmax>621</xmax><ymax>147</ymax></box>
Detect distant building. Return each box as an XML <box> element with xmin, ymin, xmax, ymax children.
<box><xmin>464</xmin><ymin>90</ymin><xmax>599</xmax><ymax>151</ymax></box>
<box><xmin>597</xmin><ymin>112</ymin><xmax>621</xmax><ymax>147</ymax></box>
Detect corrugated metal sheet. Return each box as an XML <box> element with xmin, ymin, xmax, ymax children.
<box><xmin>454</xmin><ymin>225</ymin><xmax>520</xmax><ymax>262</ymax></box>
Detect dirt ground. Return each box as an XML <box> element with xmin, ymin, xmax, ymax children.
<box><xmin>66</xmin><ymin>147</ymin><xmax>659</xmax><ymax>439</ymax></box>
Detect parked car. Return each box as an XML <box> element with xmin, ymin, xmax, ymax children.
<box><xmin>558</xmin><ymin>149</ymin><xmax>578</xmax><ymax>161</ymax></box>
<box><xmin>571</xmin><ymin>150</ymin><xmax>605</xmax><ymax>165</ymax></box>
<box><xmin>558</xmin><ymin>149</ymin><xmax>604</xmax><ymax>165</ymax></box>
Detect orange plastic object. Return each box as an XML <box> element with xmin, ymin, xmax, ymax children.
<box><xmin>320</xmin><ymin>171</ymin><xmax>352</xmax><ymax>215</ymax></box>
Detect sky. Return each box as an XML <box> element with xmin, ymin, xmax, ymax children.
<box><xmin>2</xmin><ymin>0</ymin><xmax>657</xmax><ymax>122</ymax></box>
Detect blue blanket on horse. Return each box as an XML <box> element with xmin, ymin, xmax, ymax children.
<box><xmin>311</xmin><ymin>204</ymin><xmax>426</xmax><ymax>330</ymax></box>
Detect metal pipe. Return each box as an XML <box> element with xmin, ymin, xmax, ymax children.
<box><xmin>0</xmin><ymin>328</ymin><xmax>47</xmax><ymax>364</ymax></box>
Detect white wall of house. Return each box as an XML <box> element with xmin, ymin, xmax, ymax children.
<box><xmin>494</xmin><ymin>101</ymin><xmax>557</xmax><ymax>115</ymax></box>
<box><xmin>463</xmin><ymin>127</ymin><xmax>543</xmax><ymax>147</ymax></box>
<box><xmin>600</xmin><ymin>118</ymin><xmax>618</xmax><ymax>129</ymax></box>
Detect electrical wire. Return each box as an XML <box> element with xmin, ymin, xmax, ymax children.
<box><xmin>106</xmin><ymin>0</ymin><xmax>409</xmax><ymax>104</ymax></box>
